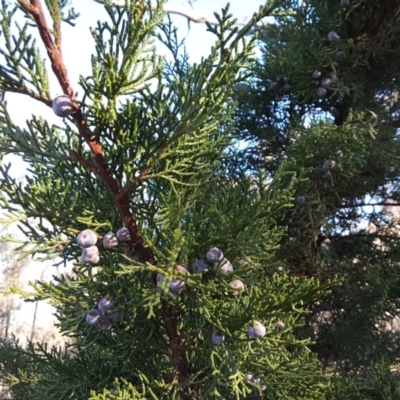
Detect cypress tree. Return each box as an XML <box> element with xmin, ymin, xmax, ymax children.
<box><xmin>0</xmin><ymin>1</ymin><xmax>334</xmax><ymax>399</ymax></box>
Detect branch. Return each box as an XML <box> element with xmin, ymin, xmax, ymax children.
<box><xmin>18</xmin><ymin>1</ymin><xmax>97</xmax><ymax>156</ymax></box>
<box><xmin>310</xmin><ymin>301</ymin><xmax>352</xmax><ymax>314</ymax></box>
<box><xmin>19</xmin><ymin>0</ymin><xmax>154</xmax><ymax>263</ymax></box>
<box><xmin>93</xmin><ymin>0</ymin><xmax>262</xmax><ymax>28</ymax></box>
<box><xmin>161</xmin><ymin>299</ymin><xmax>191</xmax><ymax>387</ymax></box>
<box><xmin>339</xmin><ymin>202</ymin><xmax>400</xmax><ymax>209</ymax></box>
<box><xmin>0</xmin><ymin>72</ymin><xmax>51</xmax><ymax>107</ymax></box>
<box><xmin>18</xmin><ymin>0</ymin><xmax>72</xmax><ymax>96</ymax></box>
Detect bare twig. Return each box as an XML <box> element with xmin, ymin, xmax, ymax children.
<box><xmin>93</xmin><ymin>0</ymin><xmax>263</xmax><ymax>28</ymax></box>
<box><xmin>339</xmin><ymin>202</ymin><xmax>400</xmax><ymax>209</ymax></box>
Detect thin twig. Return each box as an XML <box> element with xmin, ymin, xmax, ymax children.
<box><xmin>339</xmin><ymin>202</ymin><xmax>400</xmax><ymax>208</ymax></box>
<box><xmin>93</xmin><ymin>0</ymin><xmax>263</xmax><ymax>28</ymax></box>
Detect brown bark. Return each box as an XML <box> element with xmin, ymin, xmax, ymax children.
<box><xmin>21</xmin><ymin>1</ymin><xmax>192</xmax><ymax>393</ymax></box>
<box><xmin>22</xmin><ymin>0</ymin><xmax>153</xmax><ymax>264</ymax></box>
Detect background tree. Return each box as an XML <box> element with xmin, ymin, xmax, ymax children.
<box><xmin>0</xmin><ymin>0</ymin><xmax>336</xmax><ymax>399</ymax></box>
<box><xmin>0</xmin><ymin>235</ymin><xmax>30</xmax><ymax>400</ymax></box>
<box><xmin>232</xmin><ymin>0</ymin><xmax>400</xmax><ymax>394</ymax></box>
<box><xmin>0</xmin><ymin>237</ymin><xmax>27</xmax><ymax>340</ymax></box>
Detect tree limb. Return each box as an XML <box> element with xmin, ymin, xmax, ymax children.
<box><xmin>93</xmin><ymin>0</ymin><xmax>262</xmax><ymax>28</ymax></box>
<box><xmin>19</xmin><ymin>0</ymin><xmax>154</xmax><ymax>264</ymax></box>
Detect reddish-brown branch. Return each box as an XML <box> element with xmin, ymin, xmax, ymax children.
<box><xmin>24</xmin><ymin>0</ymin><xmax>73</xmax><ymax>96</ymax></box>
<box><xmin>119</xmin><ymin>157</ymin><xmax>157</xmax><ymax>200</ymax></box>
<box><xmin>119</xmin><ymin>124</ymin><xmax>183</xmax><ymax>198</ymax></box>
<box><xmin>24</xmin><ymin>1</ymin><xmax>194</xmax><ymax>390</ymax></box>
<box><xmin>161</xmin><ymin>299</ymin><xmax>191</xmax><ymax>385</ymax></box>
<box><xmin>22</xmin><ymin>1</ymin><xmax>101</xmax><ymax>161</ymax></box>
<box><xmin>22</xmin><ymin>0</ymin><xmax>154</xmax><ymax>264</ymax></box>
<box><xmin>368</xmin><ymin>0</ymin><xmax>396</xmax><ymax>38</ymax></box>
<box><xmin>68</xmin><ymin>149</ymin><xmax>96</xmax><ymax>171</ymax></box>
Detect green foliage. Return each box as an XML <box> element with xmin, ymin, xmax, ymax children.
<box><xmin>0</xmin><ymin>1</ymin><xmax>50</xmax><ymax>102</ymax></box>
